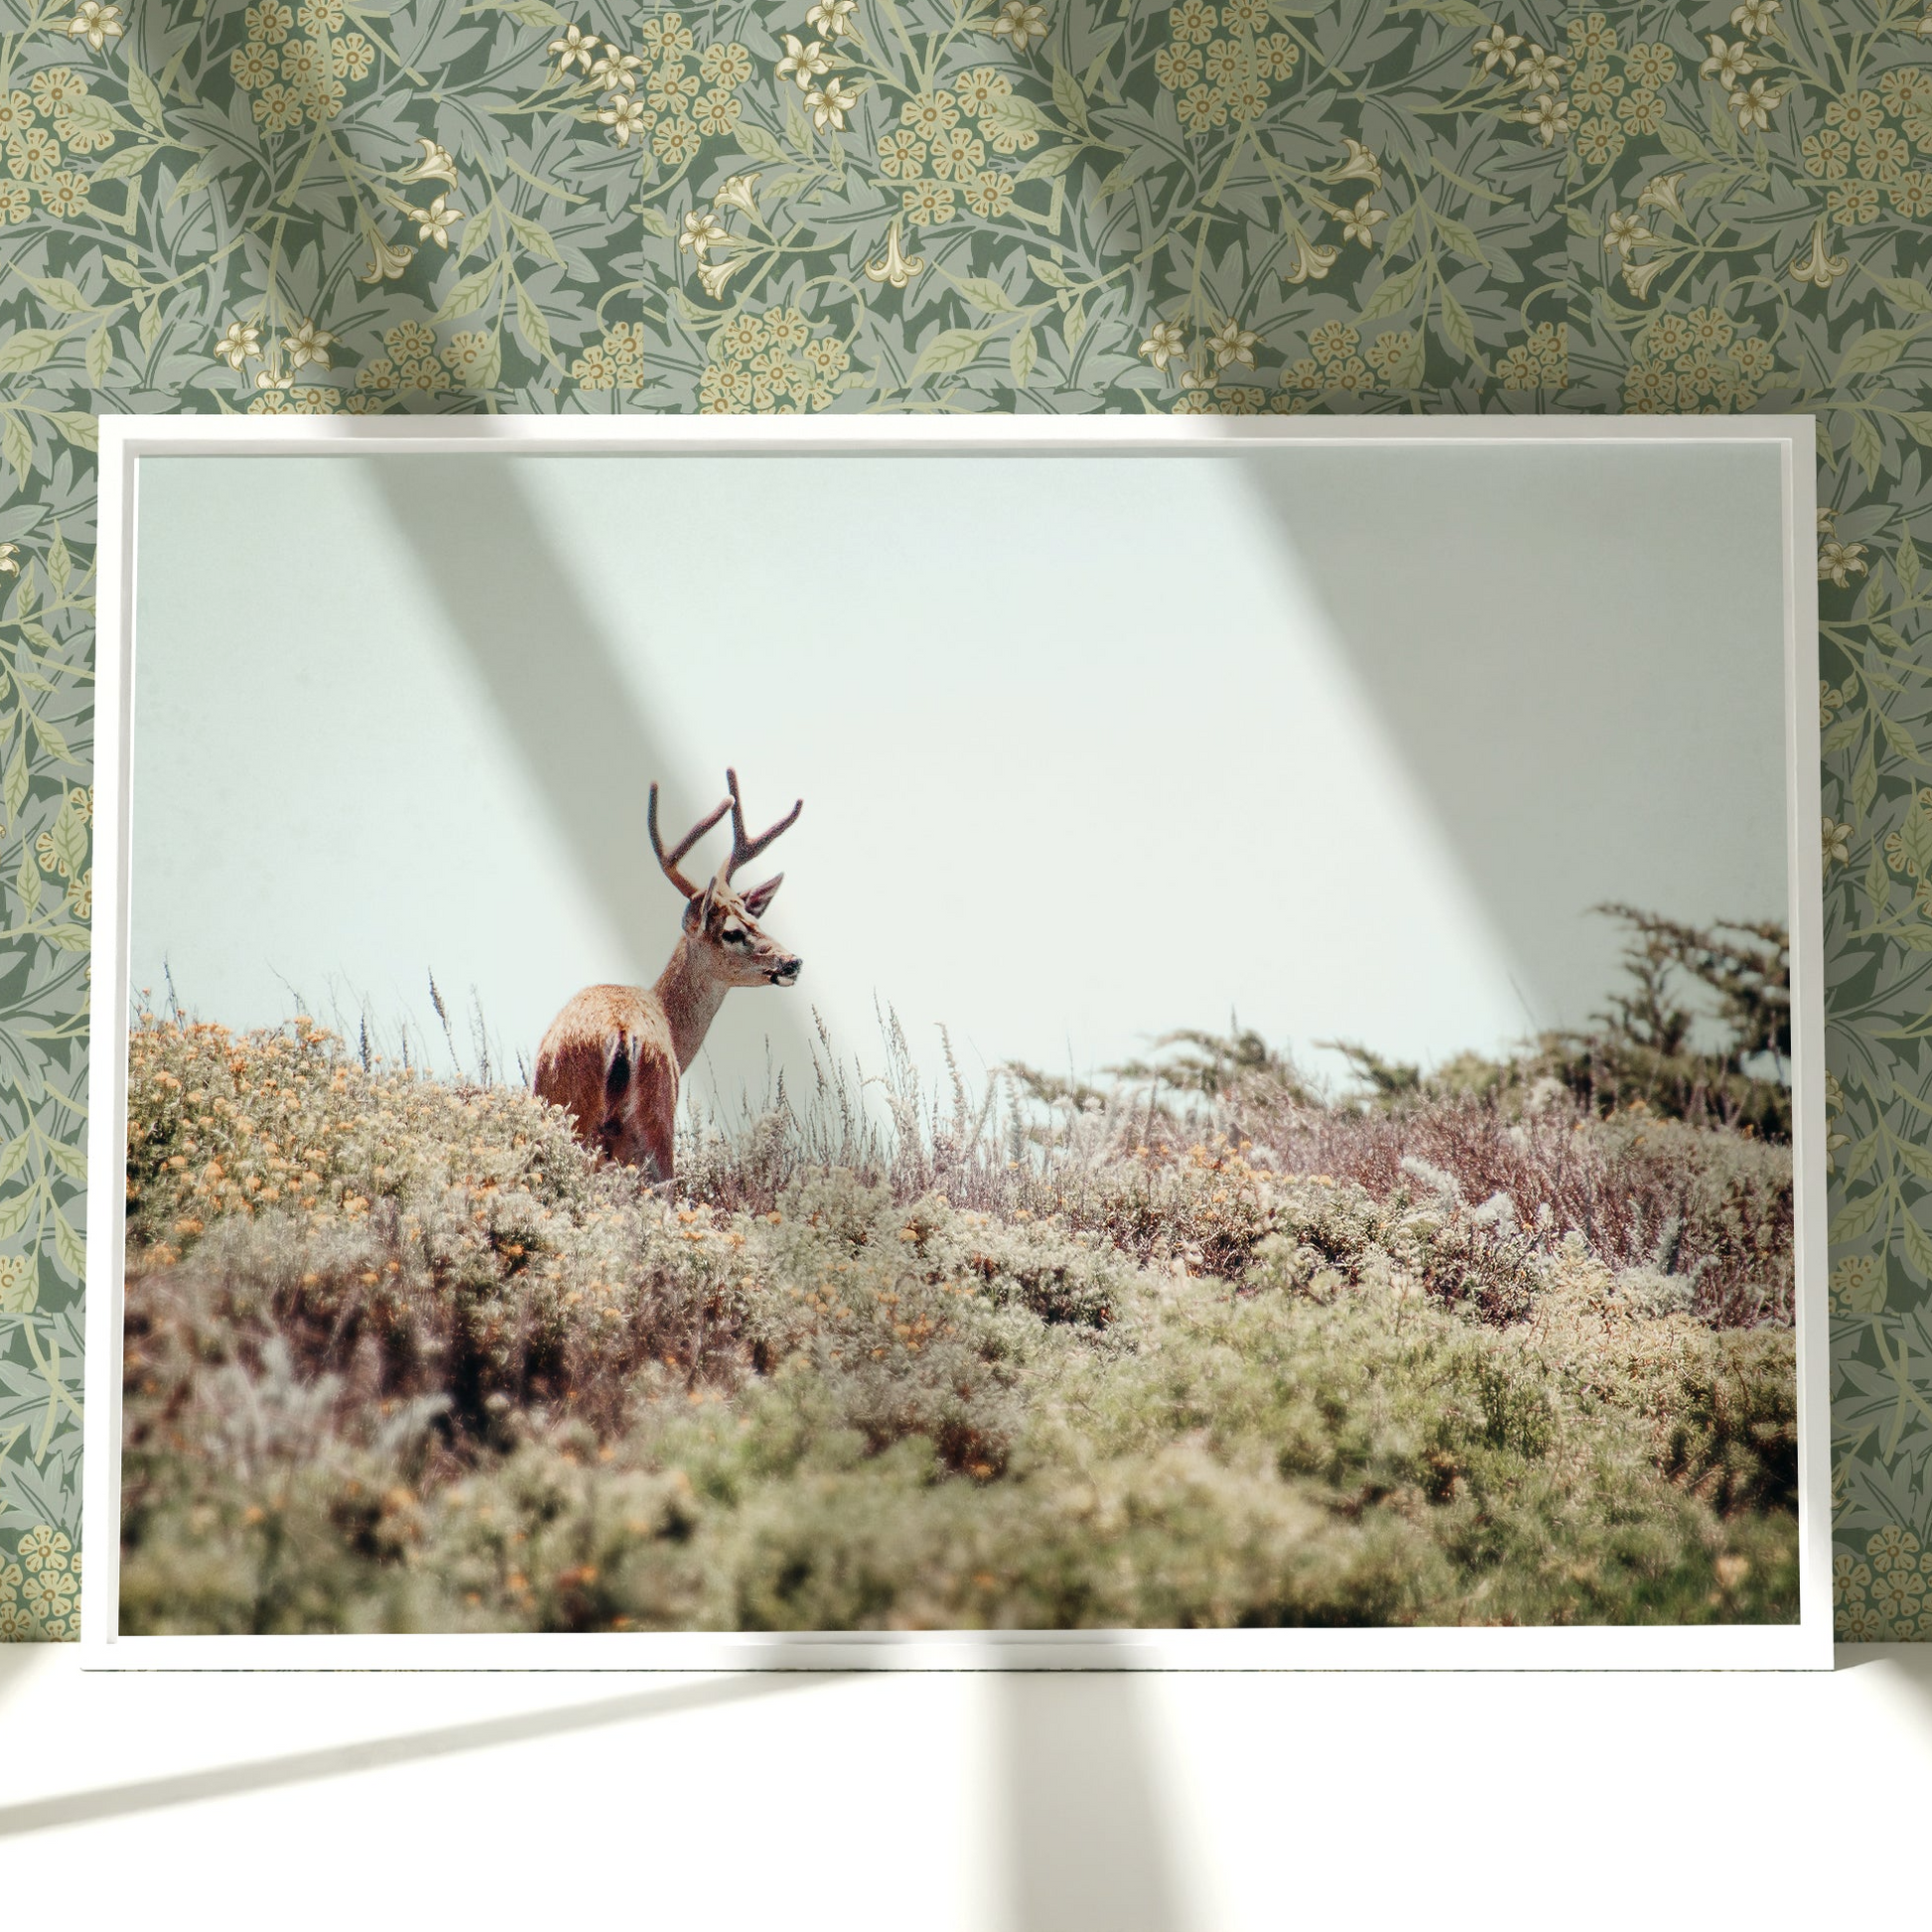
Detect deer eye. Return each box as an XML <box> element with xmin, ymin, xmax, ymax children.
<box><xmin>722</xmin><ymin>925</ymin><xmax>751</xmax><ymax>947</ymax></box>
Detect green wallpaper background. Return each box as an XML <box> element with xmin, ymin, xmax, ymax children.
<box><xmin>0</xmin><ymin>0</ymin><xmax>1925</xmax><ymax>1643</ymax></box>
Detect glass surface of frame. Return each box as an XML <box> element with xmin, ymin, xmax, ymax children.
<box><xmin>81</xmin><ymin>416</ymin><xmax>1829</xmax><ymax>1669</ymax></box>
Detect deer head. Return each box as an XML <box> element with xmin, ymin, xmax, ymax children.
<box><xmin>648</xmin><ymin>768</ymin><xmax>803</xmax><ymax>989</ymax></box>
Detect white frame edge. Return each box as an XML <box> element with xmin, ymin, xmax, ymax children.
<box><xmin>80</xmin><ymin>412</ymin><xmax>1831</xmax><ymax>1671</ymax></box>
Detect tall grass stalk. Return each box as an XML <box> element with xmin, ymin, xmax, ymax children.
<box><xmin>115</xmin><ymin>989</ymin><xmax>1797</xmax><ymax>1636</ymax></box>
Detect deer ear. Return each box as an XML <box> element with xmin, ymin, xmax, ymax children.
<box><xmin>682</xmin><ymin>885</ymin><xmax>711</xmax><ymax>930</ymax></box>
<box><xmin>742</xmin><ymin>873</ymin><xmax>783</xmax><ymax>917</ymax></box>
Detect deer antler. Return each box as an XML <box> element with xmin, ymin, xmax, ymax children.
<box><xmin>647</xmin><ymin>783</ymin><xmax>733</xmax><ymax>900</ymax></box>
<box><xmin>723</xmin><ymin>767</ymin><xmax>803</xmax><ymax>893</ymax></box>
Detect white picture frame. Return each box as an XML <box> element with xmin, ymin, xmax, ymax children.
<box><xmin>82</xmin><ymin>411</ymin><xmax>1830</xmax><ymax>1670</ymax></box>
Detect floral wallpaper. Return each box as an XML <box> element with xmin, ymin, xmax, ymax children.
<box><xmin>0</xmin><ymin>0</ymin><xmax>1928</xmax><ymax>1643</ymax></box>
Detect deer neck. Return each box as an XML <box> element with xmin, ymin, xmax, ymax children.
<box><xmin>654</xmin><ymin>931</ymin><xmax>731</xmax><ymax>1070</ymax></box>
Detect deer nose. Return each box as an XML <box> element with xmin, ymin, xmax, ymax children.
<box><xmin>771</xmin><ymin>956</ymin><xmax>801</xmax><ymax>986</ymax></box>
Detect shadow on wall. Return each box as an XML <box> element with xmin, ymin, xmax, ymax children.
<box><xmin>1236</xmin><ymin>443</ymin><xmax>1792</xmax><ymax>1037</ymax></box>
<box><xmin>371</xmin><ymin>456</ymin><xmax>816</xmax><ymax>1083</ymax></box>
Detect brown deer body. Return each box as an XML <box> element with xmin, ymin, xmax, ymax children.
<box><xmin>533</xmin><ymin>771</ymin><xmax>802</xmax><ymax>1181</ymax></box>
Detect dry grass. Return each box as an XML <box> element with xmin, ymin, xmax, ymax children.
<box><xmin>117</xmin><ymin>1011</ymin><xmax>1798</xmax><ymax>1635</ymax></box>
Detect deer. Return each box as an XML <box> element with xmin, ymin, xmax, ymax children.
<box><xmin>532</xmin><ymin>769</ymin><xmax>802</xmax><ymax>1183</ymax></box>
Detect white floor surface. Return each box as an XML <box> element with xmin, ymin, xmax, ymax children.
<box><xmin>0</xmin><ymin>1646</ymin><xmax>1925</xmax><ymax>1928</ymax></box>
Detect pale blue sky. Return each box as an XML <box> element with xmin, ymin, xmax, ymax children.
<box><xmin>128</xmin><ymin>445</ymin><xmax>1789</xmax><ymax>1113</ymax></box>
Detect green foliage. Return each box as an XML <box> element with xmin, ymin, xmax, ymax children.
<box><xmin>1105</xmin><ymin>1027</ymin><xmax>1317</xmax><ymax>1104</ymax></box>
<box><xmin>1323</xmin><ymin>907</ymin><xmax>1793</xmax><ymax>1137</ymax></box>
<box><xmin>1662</xmin><ymin>1330</ymin><xmax>1801</xmax><ymax>1517</ymax></box>
<box><xmin>119</xmin><ymin>1015</ymin><xmax>1796</xmax><ymax>1634</ymax></box>
<box><xmin>1549</xmin><ymin>907</ymin><xmax>1792</xmax><ymax>1136</ymax></box>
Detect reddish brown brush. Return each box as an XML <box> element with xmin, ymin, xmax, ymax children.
<box><xmin>1226</xmin><ymin>1088</ymin><xmax>1792</xmax><ymax>1327</ymax></box>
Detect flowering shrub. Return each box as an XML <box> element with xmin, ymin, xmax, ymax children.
<box><xmin>118</xmin><ymin>1014</ymin><xmax>1797</xmax><ymax>1633</ymax></box>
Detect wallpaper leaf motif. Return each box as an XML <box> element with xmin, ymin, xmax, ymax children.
<box><xmin>0</xmin><ymin>0</ymin><xmax>1925</xmax><ymax>1640</ymax></box>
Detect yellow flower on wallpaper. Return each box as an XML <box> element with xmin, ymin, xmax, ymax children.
<box><xmin>987</xmin><ymin>1</ymin><xmax>1048</xmax><ymax>54</ymax></box>
<box><xmin>652</xmin><ymin>116</ymin><xmax>699</xmax><ymax>164</ymax></box>
<box><xmin>807</xmin><ymin>0</ymin><xmax>858</xmax><ymax>37</ymax></box>
<box><xmin>775</xmin><ymin>35</ymin><xmax>834</xmax><ymax>88</ymax></box>
<box><xmin>1282</xmin><ymin>234</ymin><xmax>1339</xmax><ymax>283</ymax></box>
<box><xmin>1138</xmin><ymin>320</ymin><xmax>1184</xmax><ymax>370</ymax></box>
<box><xmin>679</xmin><ymin>209</ymin><xmax>729</xmax><ymax>259</ymax></box>
<box><xmin>66</xmin><ymin>2</ymin><xmax>121</xmax><ymax>51</ymax></box>
<box><xmin>1522</xmin><ymin>91</ymin><xmax>1572</xmax><ymax>144</ymax></box>
<box><xmin>1788</xmin><ymin>217</ymin><xmax>1849</xmax><ymax>289</ymax></box>
<box><xmin>1473</xmin><ymin>24</ymin><xmax>1523</xmax><ymax>72</ymax></box>
<box><xmin>702</xmin><ymin>41</ymin><xmax>755</xmax><ymax>85</ymax></box>
<box><xmin>213</xmin><ymin>321</ymin><xmax>261</xmax><ymax>369</ymax></box>
<box><xmin>358</xmin><ymin>227</ymin><xmax>414</xmax><ymax>283</ymax></box>
<box><xmin>638</xmin><ymin>12</ymin><xmax>696</xmax><ymax>60</ymax></box>
<box><xmin>1205</xmin><ymin>316</ymin><xmax>1259</xmax><ymax>369</ymax></box>
<box><xmin>1341</xmin><ymin>196</ymin><xmax>1386</xmax><ymax>246</ymax></box>
<box><xmin>1321</xmin><ymin>137</ymin><xmax>1381</xmax><ymax>186</ymax></box>
<box><xmin>1492</xmin><ymin>322</ymin><xmax>1567</xmax><ymax>390</ymax></box>
<box><xmin>1513</xmin><ymin>44</ymin><xmax>1565</xmax><ymax>96</ymax></box>
<box><xmin>1698</xmin><ymin>35</ymin><xmax>1755</xmax><ymax>87</ymax></box>
<box><xmin>397</xmin><ymin>136</ymin><xmax>459</xmax><ymax>185</ymax></box>
<box><xmin>1635</xmin><ymin>170</ymin><xmax>1685</xmax><ymax>218</ymax></box>
<box><xmin>549</xmin><ymin>24</ymin><xmax>600</xmax><ymax>73</ymax></box>
<box><xmin>1603</xmin><ymin>210</ymin><xmax>1651</xmax><ymax>257</ymax></box>
<box><xmin>696</xmin><ymin>301</ymin><xmax>847</xmax><ymax>410</ymax></box>
<box><xmin>0</xmin><ymin>1254</ymin><xmax>33</xmax><ymax>1316</ymax></box>
<box><xmin>412</xmin><ymin>195</ymin><xmax>462</xmax><ymax>246</ymax></box>
<box><xmin>1620</xmin><ymin>253</ymin><xmax>1668</xmax><ymax>299</ymax></box>
<box><xmin>599</xmin><ymin>95</ymin><xmax>648</xmax><ymax>145</ymax></box>
<box><xmin>695</xmin><ymin>253</ymin><xmax>747</xmax><ymax>298</ymax></box>
<box><xmin>590</xmin><ymin>48</ymin><xmax>643</xmax><ymax>92</ymax></box>
<box><xmin>283</xmin><ymin>319</ymin><xmax>333</xmax><ymax>369</ymax></box>
<box><xmin>1728</xmin><ymin>75</ymin><xmax>1782</xmax><ymax>130</ymax></box>
<box><xmin>1820</xmin><ymin>537</ymin><xmax>1869</xmax><ymax>587</ymax></box>
<box><xmin>863</xmin><ymin>217</ymin><xmax>923</xmax><ymax>288</ymax></box>
<box><xmin>901</xmin><ymin>178</ymin><xmax>955</xmax><ymax>223</ymax></box>
<box><xmin>807</xmin><ymin>75</ymin><xmax>860</xmax><ymax>129</ymax></box>
<box><xmin>1833</xmin><ymin>1255</ymin><xmax>1884</xmax><ymax>1313</ymax></box>
<box><xmin>569</xmin><ymin>320</ymin><xmax>653</xmax><ymax>389</ymax></box>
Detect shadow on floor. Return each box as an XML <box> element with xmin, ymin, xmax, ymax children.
<box><xmin>0</xmin><ymin>1648</ymin><xmax>1192</xmax><ymax>1931</ymax></box>
<box><xmin>1834</xmin><ymin>1636</ymin><xmax>1932</xmax><ymax>1733</ymax></box>
<box><xmin>0</xmin><ymin>1670</ymin><xmax>825</xmax><ymax>1838</ymax></box>
<box><xmin>997</xmin><ymin>1667</ymin><xmax>1186</xmax><ymax>1932</ymax></box>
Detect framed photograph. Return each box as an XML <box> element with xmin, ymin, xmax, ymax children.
<box><xmin>82</xmin><ymin>414</ymin><xmax>1829</xmax><ymax>1668</ymax></box>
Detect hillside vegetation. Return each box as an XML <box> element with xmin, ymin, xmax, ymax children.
<box><xmin>118</xmin><ymin>980</ymin><xmax>1798</xmax><ymax>1633</ymax></box>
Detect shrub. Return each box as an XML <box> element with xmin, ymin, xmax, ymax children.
<box><xmin>118</xmin><ymin>1012</ymin><xmax>1798</xmax><ymax>1634</ymax></box>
